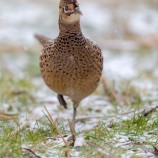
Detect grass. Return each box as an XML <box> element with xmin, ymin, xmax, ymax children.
<box><xmin>0</xmin><ymin>51</ymin><xmax>158</xmax><ymax>158</ymax></box>
<box><xmin>0</xmin><ymin>115</ymin><xmax>68</xmax><ymax>158</ymax></box>
<box><xmin>0</xmin><ymin>121</ymin><xmax>21</xmax><ymax>158</ymax></box>
<box><xmin>84</xmin><ymin>112</ymin><xmax>158</xmax><ymax>157</ymax></box>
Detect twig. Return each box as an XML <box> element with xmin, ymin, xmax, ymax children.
<box><xmin>152</xmin><ymin>146</ymin><xmax>158</xmax><ymax>156</ymax></box>
<box><xmin>44</xmin><ymin>105</ymin><xmax>70</xmax><ymax>157</ymax></box>
<box><xmin>143</xmin><ymin>105</ymin><xmax>158</xmax><ymax>117</ymax></box>
<box><xmin>0</xmin><ymin>112</ymin><xmax>18</xmax><ymax>117</ymax></box>
<box><xmin>12</xmin><ymin>90</ymin><xmax>27</xmax><ymax>96</ymax></box>
<box><xmin>0</xmin><ymin>113</ymin><xmax>18</xmax><ymax>121</ymax></box>
<box><xmin>22</xmin><ymin>147</ymin><xmax>41</xmax><ymax>158</ymax></box>
<box><xmin>39</xmin><ymin>101</ymin><xmax>55</xmax><ymax>104</ymax></box>
<box><xmin>76</xmin><ymin>116</ymin><xmax>102</xmax><ymax>122</ymax></box>
<box><xmin>101</xmin><ymin>77</ymin><xmax>121</xmax><ymax>105</ymax></box>
<box><xmin>77</xmin><ymin>125</ymin><xmax>99</xmax><ymax>135</ymax></box>
<box><xmin>120</xmin><ymin>105</ymin><xmax>158</xmax><ymax>117</ymax></box>
<box><xmin>97</xmin><ymin>148</ymin><xmax>112</xmax><ymax>157</ymax></box>
<box><xmin>86</xmin><ymin>142</ymin><xmax>114</xmax><ymax>157</ymax></box>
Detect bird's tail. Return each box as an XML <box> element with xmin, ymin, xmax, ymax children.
<box><xmin>34</xmin><ymin>34</ymin><xmax>51</xmax><ymax>46</ymax></box>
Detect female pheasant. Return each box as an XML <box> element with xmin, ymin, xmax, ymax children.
<box><xmin>36</xmin><ymin>0</ymin><xmax>103</xmax><ymax>133</ymax></box>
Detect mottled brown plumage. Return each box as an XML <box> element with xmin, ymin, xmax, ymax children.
<box><xmin>36</xmin><ymin>0</ymin><xmax>103</xmax><ymax>133</ymax></box>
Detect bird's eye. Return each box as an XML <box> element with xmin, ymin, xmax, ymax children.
<box><xmin>64</xmin><ymin>6</ymin><xmax>69</xmax><ymax>13</ymax></box>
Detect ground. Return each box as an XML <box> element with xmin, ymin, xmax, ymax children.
<box><xmin>0</xmin><ymin>0</ymin><xmax>158</xmax><ymax>157</ymax></box>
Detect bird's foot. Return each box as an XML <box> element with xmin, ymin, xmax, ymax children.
<box><xmin>67</xmin><ymin>134</ymin><xmax>76</xmax><ymax>147</ymax></box>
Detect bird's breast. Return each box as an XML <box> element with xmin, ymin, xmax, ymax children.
<box><xmin>40</xmin><ymin>37</ymin><xmax>103</xmax><ymax>101</ymax></box>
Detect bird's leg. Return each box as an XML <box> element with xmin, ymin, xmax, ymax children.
<box><xmin>67</xmin><ymin>105</ymin><xmax>77</xmax><ymax>146</ymax></box>
<box><xmin>67</xmin><ymin>104</ymin><xmax>77</xmax><ymax>146</ymax></box>
<box><xmin>72</xmin><ymin>106</ymin><xmax>77</xmax><ymax>134</ymax></box>
<box><xmin>57</xmin><ymin>94</ymin><xmax>67</xmax><ymax>109</ymax></box>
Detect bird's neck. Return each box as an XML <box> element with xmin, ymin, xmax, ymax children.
<box><xmin>59</xmin><ymin>20</ymin><xmax>82</xmax><ymax>36</ymax></box>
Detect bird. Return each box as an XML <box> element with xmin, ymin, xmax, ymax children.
<box><xmin>35</xmin><ymin>0</ymin><xmax>103</xmax><ymax>134</ymax></box>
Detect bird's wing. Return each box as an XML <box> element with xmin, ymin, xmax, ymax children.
<box><xmin>36</xmin><ymin>34</ymin><xmax>67</xmax><ymax>109</ymax></box>
<box><xmin>86</xmin><ymin>39</ymin><xmax>103</xmax><ymax>67</ymax></box>
<box><xmin>86</xmin><ymin>38</ymin><xmax>103</xmax><ymax>82</ymax></box>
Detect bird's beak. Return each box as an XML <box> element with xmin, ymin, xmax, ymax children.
<box><xmin>74</xmin><ymin>7</ymin><xmax>83</xmax><ymax>15</ymax></box>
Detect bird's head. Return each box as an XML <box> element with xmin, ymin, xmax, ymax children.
<box><xmin>59</xmin><ymin>0</ymin><xmax>82</xmax><ymax>24</ymax></box>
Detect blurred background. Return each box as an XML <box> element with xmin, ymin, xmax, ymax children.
<box><xmin>0</xmin><ymin>0</ymin><xmax>158</xmax><ymax>157</ymax></box>
<box><xmin>1</xmin><ymin>0</ymin><xmax>158</xmax><ymax>48</ymax></box>
<box><xmin>0</xmin><ymin>0</ymin><xmax>158</xmax><ymax>113</ymax></box>
<box><xmin>1</xmin><ymin>0</ymin><xmax>158</xmax><ymax>74</ymax></box>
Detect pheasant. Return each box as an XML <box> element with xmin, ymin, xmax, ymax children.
<box><xmin>35</xmin><ymin>0</ymin><xmax>103</xmax><ymax>133</ymax></box>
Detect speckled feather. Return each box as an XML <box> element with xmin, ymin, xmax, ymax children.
<box><xmin>39</xmin><ymin>0</ymin><xmax>103</xmax><ymax>109</ymax></box>
<box><xmin>40</xmin><ymin>33</ymin><xmax>103</xmax><ymax>105</ymax></box>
